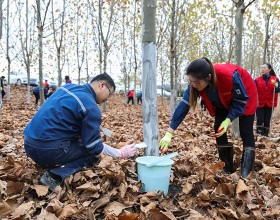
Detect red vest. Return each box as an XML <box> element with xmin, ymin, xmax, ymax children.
<box><xmin>199</xmin><ymin>63</ymin><xmax>257</xmax><ymax>117</ymax></box>
<box><xmin>255</xmin><ymin>75</ymin><xmax>278</xmax><ymax>108</ymax></box>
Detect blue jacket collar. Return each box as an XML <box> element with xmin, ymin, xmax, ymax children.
<box><xmin>84</xmin><ymin>83</ymin><xmax>97</xmax><ymax>100</ymax></box>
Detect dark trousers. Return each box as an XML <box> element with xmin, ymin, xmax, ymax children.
<box><xmin>24</xmin><ymin>137</ymin><xmax>99</xmax><ymax>179</ymax></box>
<box><xmin>127</xmin><ymin>97</ymin><xmax>134</xmax><ymax>105</ymax></box>
<box><xmin>33</xmin><ymin>92</ymin><xmax>40</xmax><ymax>105</ymax></box>
<box><xmin>256</xmin><ymin>107</ymin><xmax>272</xmax><ymax>136</ymax></box>
<box><xmin>1</xmin><ymin>90</ymin><xmax>5</xmax><ymax>100</ymax></box>
<box><xmin>137</xmin><ymin>97</ymin><xmax>142</xmax><ymax>104</ymax></box>
<box><xmin>214</xmin><ymin>108</ymin><xmax>255</xmax><ymax>148</ymax></box>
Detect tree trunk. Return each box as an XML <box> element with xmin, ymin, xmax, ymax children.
<box><xmin>36</xmin><ymin>0</ymin><xmax>45</xmax><ymax>106</ymax></box>
<box><xmin>263</xmin><ymin>14</ymin><xmax>271</xmax><ymax>63</ymax></box>
<box><xmin>6</xmin><ymin>0</ymin><xmax>10</xmax><ymax>101</ymax></box>
<box><xmin>142</xmin><ymin>0</ymin><xmax>159</xmax><ymax>156</ymax></box>
<box><xmin>169</xmin><ymin>0</ymin><xmax>176</xmax><ymax>116</ymax></box>
<box><xmin>0</xmin><ymin>0</ymin><xmax>3</xmax><ymax>39</ymax></box>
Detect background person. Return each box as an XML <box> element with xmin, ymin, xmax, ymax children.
<box><xmin>0</xmin><ymin>76</ymin><xmax>5</xmax><ymax>100</ymax></box>
<box><xmin>127</xmin><ymin>89</ymin><xmax>134</xmax><ymax>105</ymax></box>
<box><xmin>24</xmin><ymin>73</ymin><xmax>137</xmax><ymax>191</ymax></box>
<box><xmin>43</xmin><ymin>80</ymin><xmax>49</xmax><ymax>92</ymax></box>
<box><xmin>65</xmin><ymin>75</ymin><xmax>72</xmax><ymax>84</ymax></box>
<box><xmin>159</xmin><ymin>57</ymin><xmax>257</xmax><ymax>178</ymax></box>
<box><xmin>255</xmin><ymin>63</ymin><xmax>279</xmax><ymax>136</ymax></box>
<box><xmin>137</xmin><ymin>90</ymin><xmax>142</xmax><ymax>104</ymax></box>
<box><xmin>32</xmin><ymin>85</ymin><xmax>48</xmax><ymax>106</ymax></box>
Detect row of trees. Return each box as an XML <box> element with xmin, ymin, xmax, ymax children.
<box><xmin>0</xmin><ymin>0</ymin><xmax>279</xmax><ymax>106</ymax></box>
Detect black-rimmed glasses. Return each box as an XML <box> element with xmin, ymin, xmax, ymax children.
<box><xmin>104</xmin><ymin>83</ymin><xmax>113</xmax><ymax>95</ymax></box>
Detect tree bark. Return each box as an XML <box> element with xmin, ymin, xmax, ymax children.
<box><xmin>142</xmin><ymin>0</ymin><xmax>159</xmax><ymax>156</ymax></box>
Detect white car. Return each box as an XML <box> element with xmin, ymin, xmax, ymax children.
<box><xmin>157</xmin><ymin>89</ymin><xmax>171</xmax><ymax>97</ymax></box>
<box><xmin>3</xmin><ymin>71</ymin><xmax>26</xmax><ymax>85</ymax></box>
<box><xmin>22</xmin><ymin>76</ymin><xmax>39</xmax><ymax>86</ymax></box>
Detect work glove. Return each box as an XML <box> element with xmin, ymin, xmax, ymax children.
<box><xmin>159</xmin><ymin>132</ymin><xmax>173</xmax><ymax>152</ymax></box>
<box><xmin>214</xmin><ymin>118</ymin><xmax>231</xmax><ymax>138</ymax></box>
<box><xmin>119</xmin><ymin>144</ymin><xmax>137</xmax><ymax>159</ymax></box>
<box><xmin>271</xmin><ymin>79</ymin><xmax>278</xmax><ymax>88</ymax></box>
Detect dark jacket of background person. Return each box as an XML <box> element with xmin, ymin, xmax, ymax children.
<box><xmin>0</xmin><ymin>76</ymin><xmax>5</xmax><ymax>100</ymax></box>
<box><xmin>32</xmin><ymin>86</ymin><xmax>48</xmax><ymax>105</ymax></box>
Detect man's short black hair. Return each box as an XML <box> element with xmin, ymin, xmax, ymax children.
<box><xmin>90</xmin><ymin>73</ymin><xmax>116</xmax><ymax>91</ymax></box>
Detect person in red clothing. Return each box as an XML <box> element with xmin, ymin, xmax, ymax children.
<box><xmin>65</xmin><ymin>75</ymin><xmax>72</xmax><ymax>84</ymax></box>
<box><xmin>127</xmin><ymin>89</ymin><xmax>134</xmax><ymax>105</ymax></box>
<box><xmin>43</xmin><ymin>80</ymin><xmax>50</xmax><ymax>92</ymax></box>
<box><xmin>255</xmin><ymin>63</ymin><xmax>279</xmax><ymax>136</ymax></box>
<box><xmin>159</xmin><ymin>57</ymin><xmax>257</xmax><ymax>178</ymax></box>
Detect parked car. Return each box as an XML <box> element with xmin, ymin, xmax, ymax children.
<box><xmin>22</xmin><ymin>77</ymin><xmax>39</xmax><ymax>86</ymax></box>
<box><xmin>48</xmin><ymin>80</ymin><xmax>57</xmax><ymax>90</ymax></box>
<box><xmin>157</xmin><ymin>89</ymin><xmax>171</xmax><ymax>97</ymax></box>
<box><xmin>3</xmin><ymin>71</ymin><xmax>26</xmax><ymax>85</ymax></box>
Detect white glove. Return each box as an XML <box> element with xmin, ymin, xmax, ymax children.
<box><xmin>102</xmin><ymin>143</ymin><xmax>137</xmax><ymax>159</ymax></box>
<box><xmin>119</xmin><ymin>144</ymin><xmax>137</xmax><ymax>159</ymax></box>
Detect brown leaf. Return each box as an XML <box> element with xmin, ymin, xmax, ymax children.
<box><xmin>58</xmin><ymin>204</ymin><xmax>78</xmax><ymax>220</ymax></box>
<box><xmin>31</xmin><ymin>184</ymin><xmax>49</xmax><ymax>197</ymax></box>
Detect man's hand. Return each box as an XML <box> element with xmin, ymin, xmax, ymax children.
<box><xmin>119</xmin><ymin>144</ymin><xmax>137</xmax><ymax>158</ymax></box>
<box><xmin>214</xmin><ymin>118</ymin><xmax>231</xmax><ymax>138</ymax></box>
<box><xmin>159</xmin><ymin>132</ymin><xmax>173</xmax><ymax>152</ymax></box>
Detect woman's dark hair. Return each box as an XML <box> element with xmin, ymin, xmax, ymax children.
<box><xmin>185</xmin><ymin>57</ymin><xmax>216</xmax><ymax>110</ymax></box>
<box><xmin>265</xmin><ymin>63</ymin><xmax>276</xmax><ymax>76</ymax></box>
<box><xmin>90</xmin><ymin>72</ymin><xmax>116</xmax><ymax>91</ymax></box>
<box><xmin>65</xmin><ymin>75</ymin><xmax>70</xmax><ymax>80</ymax></box>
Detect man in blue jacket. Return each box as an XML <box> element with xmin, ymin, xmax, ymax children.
<box><xmin>32</xmin><ymin>85</ymin><xmax>48</xmax><ymax>106</ymax></box>
<box><xmin>24</xmin><ymin>73</ymin><xmax>137</xmax><ymax>191</ymax></box>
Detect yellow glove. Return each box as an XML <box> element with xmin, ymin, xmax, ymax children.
<box><xmin>159</xmin><ymin>132</ymin><xmax>173</xmax><ymax>152</ymax></box>
<box><xmin>214</xmin><ymin>118</ymin><xmax>231</xmax><ymax>138</ymax></box>
<box><xmin>271</xmin><ymin>79</ymin><xmax>278</xmax><ymax>88</ymax></box>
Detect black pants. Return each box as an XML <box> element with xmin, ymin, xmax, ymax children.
<box><xmin>214</xmin><ymin>108</ymin><xmax>255</xmax><ymax>148</ymax></box>
<box><xmin>33</xmin><ymin>92</ymin><xmax>40</xmax><ymax>105</ymax></box>
<box><xmin>127</xmin><ymin>97</ymin><xmax>134</xmax><ymax>105</ymax></box>
<box><xmin>1</xmin><ymin>90</ymin><xmax>5</xmax><ymax>100</ymax></box>
<box><xmin>137</xmin><ymin>97</ymin><xmax>142</xmax><ymax>104</ymax></box>
<box><xmin>256</xmin><ymin>107</ymin><xmax>272</xmax><ymax>136</ymax></box>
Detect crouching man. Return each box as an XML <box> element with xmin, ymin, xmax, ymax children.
<box><xmin>24</xmin><ymin>73</ymin><xmax>137</xmax><ymax>191</ymax></box>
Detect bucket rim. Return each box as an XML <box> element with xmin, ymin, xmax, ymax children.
<box><xmin>136</xmin><ymin>155</ymin><xmax>174</xmax><ymax>166</ymax></box>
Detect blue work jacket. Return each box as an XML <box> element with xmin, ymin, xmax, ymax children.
<box><xmin>24</xmin><ymin>83</ymin><xmax>103</xmax><ymax>156</ymax></box>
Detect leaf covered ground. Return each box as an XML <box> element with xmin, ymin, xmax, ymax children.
<box><xmin>0</xmin><ymin>86</ymin><xmax>280</xmax><ymax>220</ymax></box>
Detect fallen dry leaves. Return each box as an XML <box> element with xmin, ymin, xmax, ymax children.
<box><xmin>0</xmin><ymin>86</ymin><xmax>280</xmax><ymax>219</ymax></box>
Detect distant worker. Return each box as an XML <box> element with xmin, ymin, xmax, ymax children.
<box><xmin>137</xmin><ymin>90</ymin><xmax>142</xmax><ymax>104</ymax></box>
<box><xmin>33</xmin><ymin>85</ymin><xmax>48</xmax><ymax>106</ymax></box>
<box><xmin>127</xmin><ymin>89</ymin><xmax>134</xmax><ymax>105</ymax></box>
<box><xmin>43</xmin><ymin>80</ymin><xmax>49</xmax><ymax>92</ymax></box>
<box><xmin>255</xmin><ymin>63</ymin><xmax>280</xmax><ymax>136</ymax></box>
<box><xmin>0</xmin><ymin>76</ymin><xmax>5</xmax><ymax>100</ymax></box>
<box><xmin>47</xmin><ymin>87</ymin><xmax>56</xmax><ymax>98</ymax></box>
<box><xmin>65</xmin><ymin>75</ymin><xmax>72</xmax><ymax>84</ymax></box>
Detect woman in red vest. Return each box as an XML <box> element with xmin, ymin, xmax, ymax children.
<box><xmin>159</xmin><ymin>57</ymin><xmax>257</xmax><ymax>178</ymax></box>
<box><xmin>255</xmin><ymin>63</ymin><xmax>279</xmax><ymax>136</ymax></box>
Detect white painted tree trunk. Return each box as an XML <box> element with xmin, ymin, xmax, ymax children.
<box><xmin>142</xmin><ymin>0</ymin><xmax>158</xmax><ymax>156</ymax></box>
<box><xmin>142</xmin><ymin>43</ymin><xmax>159</xmax><ymax>156</ymax></box>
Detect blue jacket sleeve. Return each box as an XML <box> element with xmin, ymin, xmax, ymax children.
<box><xmin>81</xmin><ymin>106</ymin><xmax>104</xmax><ymax>156</ymax></box>
<box><xmin>227</xmin><ymin>72</ymin><xmax>249</xmax><ymax>121</ymax></box>
<box><xmin>170</xmin><ymin>84</ymin><xmax>190</xmax><ymax>130</ymax></box>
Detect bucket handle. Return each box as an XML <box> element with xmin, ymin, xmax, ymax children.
<box><xmin>146</xmin><ymin>152</ymin><xmax>178</xmax><ymax>167</ymax></box>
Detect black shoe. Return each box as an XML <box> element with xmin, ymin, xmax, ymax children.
<box><xmin>40</xmin><ymin>171</ymin><xmax>63</xmax><ymax>191</ymax></box>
